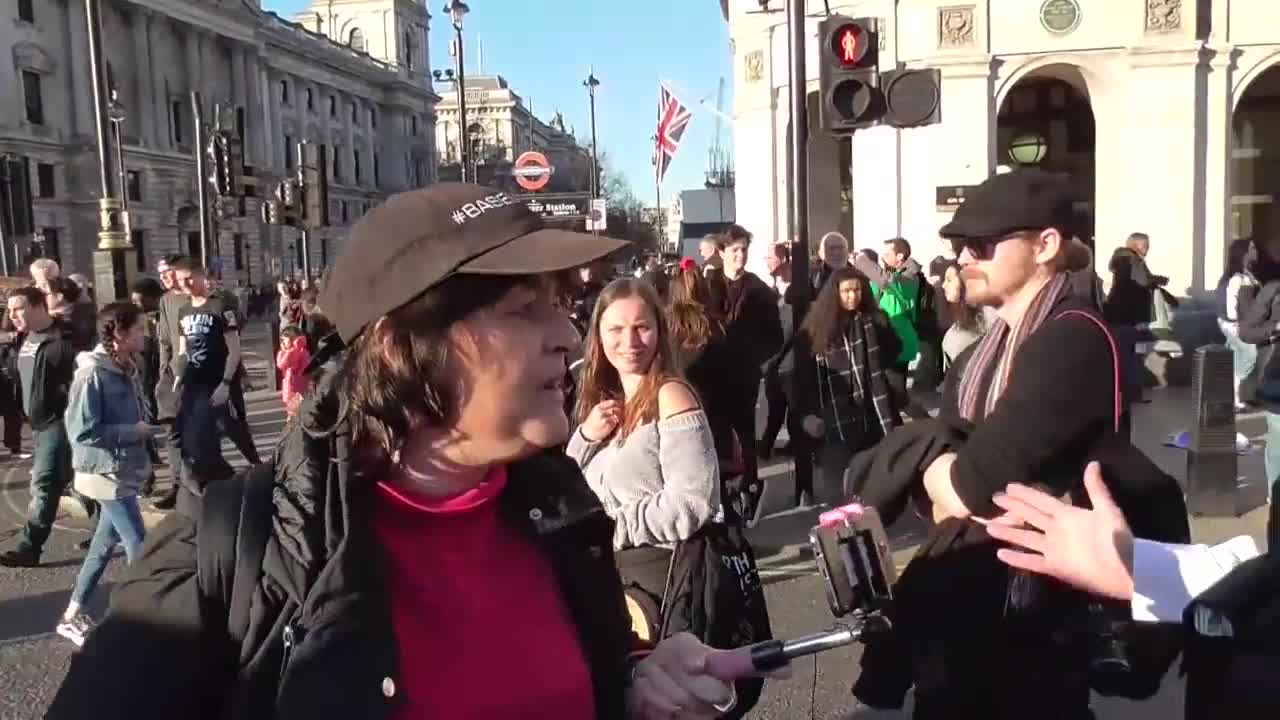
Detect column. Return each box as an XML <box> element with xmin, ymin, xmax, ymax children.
<box><xmin>68</xmin><ymin>0</ymin><xmax>94</xmax><ymax>139</ymax></box>
<box><xmin>244</xmin><ymin>48</ymin><xmax>262</xmax><ymax>164</ymax></box>
<box><xmin>130</xmin><ymin>10</ymin><xmax>155</xmax><ymax>147</ymax></box>
<box><xmin>185</xmin><ymin>26</ymin><xmax>201</xmax><ymax>100</ymax></box>
<box><xmin>1202</xmin><ymin>46</ymin><xmax>1237</xmax><ymax>289</ymax></box>
<box><xmin>1111</xmin><ymin>46</ymin><xmax>1204</xmax><ymax>294</ymax></box>
<box><xmin>343</xmin><ymin>91</ymin><xmax>355</xmax><ymax>178</ymax></box>
<box><xmin>231</xmin><ymin>43</ymin><xmax>247</xmax><ymax>113</ymax></box>
<box><xmin>148</xmin><ymin>15</ymin><xmax>169</xmax><ymax>149</ymax></box>
<box><xmin>260</xmin><ymin>64</ymin><xmax>276</xmax><ymax>169</ymax></box>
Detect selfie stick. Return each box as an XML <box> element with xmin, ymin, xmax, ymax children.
<box><xmin>704</xmin><ymin>621</ymin><xmax>875</xmax><ymax>679</ymax></box>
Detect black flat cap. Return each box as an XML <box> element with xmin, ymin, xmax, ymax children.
<box><xmin>939</xmin><ymin>168</ymin><xmax>1078</xmax><ymax>240</ymax></box>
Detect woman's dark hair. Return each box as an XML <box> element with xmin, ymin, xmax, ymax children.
<box><xmin>667</xmin><ymin>267</ymin><xmax>724</xmax><ymax>351</ymax></box>
<box><xmin>97</xmin><ymin>301</ymin><xmax>143</xmax><ymax>364</ymax></box>
<box><xmin>943</xmin><ymin>263</ymin><xmax>982</xmax><ymax>331</ymax></box>
<box><xmin>1222</xmin><ymin>238</ymin><xmax>1255</xmax><ymax>284</ymax></box>
<box><xmin>337</xmin><ymin>273</ymin><xmax>535</xmax><ymax>471</ymax></box>
<box><xmin>282</xmin><ymin>280</ymin><xmax>302</xmax><ymax>301</ymax></box>
<box><xmin>800</xmin><ymin>266</ymin><xmax>877</xmax><ymax>352</ymax></box>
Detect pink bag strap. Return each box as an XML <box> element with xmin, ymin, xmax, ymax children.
<box><xmin>1053</xmin><ymin>309</ymin><xmax>1122</xmax><ymax>433</ymax></box>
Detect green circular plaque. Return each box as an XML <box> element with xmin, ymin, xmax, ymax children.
<box><xmin>1040</xmin><ymin>0</ymin><xmax>1082</xmax><ymax>35</ymax></box>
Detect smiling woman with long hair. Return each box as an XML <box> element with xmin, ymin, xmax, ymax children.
<box><xmin>569</xmin><ymin>278</ymin><xmax>720</xmax><ymax>645</ymax></box>
<box><xmin>49</xmin><ymin>185</ymin><xmax>749</xmax><ymax>720</ymax></box>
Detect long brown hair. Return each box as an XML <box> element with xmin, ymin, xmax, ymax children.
<box><xmin>575</xmin><ymin>278</ymin><xmax>678</xmax><ymax>441</ymax></box>
<box><xmin>667</xmin><ymin>267</ymin><xmax>724</xmax><ymax>351</ymax></box>
<box><xmin>799</xmin><ymin>266</ymin><xmax>878</xmax><ymax>352</ymax></box>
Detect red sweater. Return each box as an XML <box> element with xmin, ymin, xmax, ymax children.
<box><xmin>372</xmin><ymin>466</ymin><xmax>596</xmax><ymax>719</ymax></box>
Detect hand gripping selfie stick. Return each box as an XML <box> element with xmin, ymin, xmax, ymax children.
<box><xmin>704</xmin><ymin>503</ymin><xmax>896</xmax><ymax>679</ymax></box>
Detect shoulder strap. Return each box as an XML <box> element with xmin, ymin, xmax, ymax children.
<box><xmin>1054</xmin><ymin>310</ymin><xmax>1121</xmax><ymax>433</ymax></box>
<box><xmin>197</xmin><ymin>462</ymin><xmax>276</xmax><ymax>650</ymax></box>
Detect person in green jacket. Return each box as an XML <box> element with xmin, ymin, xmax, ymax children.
<box><xmin>854</xmin><ymin>237</ymin><xmax>924</xmax><ymax>367</ymax></box>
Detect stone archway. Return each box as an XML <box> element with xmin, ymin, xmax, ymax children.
<box><xmin>996</xmin><ymin>64</ymin><xmax>1097</xmax><ymax>243</ymax></box>
<box><xmin>1230</xmin><ymin>62</ymin><xmax>1280</xmax><ymax>258</ymax></box>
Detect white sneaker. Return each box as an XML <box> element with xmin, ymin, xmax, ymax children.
<box><xmin>55</xmin><ymin>612</ymin><xmax>96</xmax><ymax>648</ymax></box>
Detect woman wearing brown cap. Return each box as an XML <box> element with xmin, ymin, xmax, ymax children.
<box><xmin>48</xmin><ymin>185</ymin><xmax>765</xmax><ymax>720</ymax></box>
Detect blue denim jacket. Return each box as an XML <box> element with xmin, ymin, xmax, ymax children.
<box><xmin>64</xmin><ymin>348</ymin><xmax>151</xmax><ymax>475</ymax></box>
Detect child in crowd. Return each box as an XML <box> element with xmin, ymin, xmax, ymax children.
<box><xmin>276</xmin><ymin>326</ymin><xmax>310</xmax><ymax>418</ymax></box>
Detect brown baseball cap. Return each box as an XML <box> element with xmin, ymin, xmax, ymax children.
<box><xmin>320</xmin><ymin>183</ymin><xmax>627</xmax><ymax>343</ymax></box>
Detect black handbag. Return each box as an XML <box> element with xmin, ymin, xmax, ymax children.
<box><xmin>659</xmin><ymin>522</ymin><xmax>772</xmax><ymax>719</ymax></box>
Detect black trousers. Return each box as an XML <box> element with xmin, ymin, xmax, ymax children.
<box><xmin>760</xmin><ymin>371</ymin><xmax>810</xmax><ymax>500</ymax></box>
<box><xmin>728</xmin><ymin>375</ymin><xmax>762</xmax><ymax>522</ymax></box>
<box><xmin>223</xmin><ymin>380</ymin><xmax>261</xmax><ymax>465</ymax></box>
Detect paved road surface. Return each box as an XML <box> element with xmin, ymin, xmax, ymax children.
<box><xmin>0</xmin><ymin>374</ymin><xmax>1269</xmax><ymax>718</ymax></box>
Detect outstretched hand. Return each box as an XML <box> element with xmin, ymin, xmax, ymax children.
<box><xmin>982</xmin><ymin>462</ymin><xmax>1136</xmax><ymax>601</ymax></box>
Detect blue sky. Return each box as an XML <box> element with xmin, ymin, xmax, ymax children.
<box><xmin>263</xmin><ymin>0</ymin><xmax>733</xmax><ymax>206</ymax></box>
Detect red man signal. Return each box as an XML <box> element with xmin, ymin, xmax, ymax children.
<box><xmin>834</xmin><ymin>24</ymin><xmax>870</xmax><ymax>67</ymax></box>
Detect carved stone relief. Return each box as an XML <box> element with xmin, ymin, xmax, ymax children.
<box><xmin>939</xmin><ymin>6</ymin><xmax>976</xmax><ymax>49</ymax></box>
<box><xmin>1146</xmin><ymin>0</ymin><xmax>1182</xmax><ymax>33</ymax></box>
<box><xmin>744</xmin><ymin>50</ymin><xmax>764</xmax><ymax>84</ymax></box>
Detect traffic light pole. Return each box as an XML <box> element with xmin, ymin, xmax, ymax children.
<box><xmin>192</xmin><ymin>91</ymin><xmax>212</xmax><ymax>269</ymax></box>
<box><xmin>300</xmin><ymin>228</ymin><xmax>312</xmax><ymax>285</ymax></box>
<box><xmin>786</xmin><ymin>0</ymin><xmax>814</xmax><ymax>503</ymax></box>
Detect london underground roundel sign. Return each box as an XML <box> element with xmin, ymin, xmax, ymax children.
<box><xmin>513</xmin><ymin>151</ymin><xmax>554</xmax><ymax>192</ymax></box>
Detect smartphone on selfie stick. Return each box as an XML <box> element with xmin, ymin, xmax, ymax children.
<box><xmin>705</xmin><ymin>503</ymin><xmax>896</xmax><ymax>680</ymax></box>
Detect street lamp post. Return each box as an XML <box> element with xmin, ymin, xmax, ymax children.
<box><xmin>84</xmin><ymin>0</ymin><xmax>135</xmax><ymax>303</ymax></box>
<box><xmin>107</xmin><ymin>89</ymin><xmax>129</xmax><ymax>221</ymax></box>
<box><xmin>446</xmin><ymin>1</ymin><xmax>471</xmax><ymax>183</ymax></box>
<box><xmin>584</xmin><ymin>69</ymin><xmax>601</xmax><ymax>200</ymax></box>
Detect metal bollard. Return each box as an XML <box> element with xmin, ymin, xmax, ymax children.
<box><xmin>1185</xmin><ymin>346</ymin><xmax>1252</xmax><ymax>516</ymax></box>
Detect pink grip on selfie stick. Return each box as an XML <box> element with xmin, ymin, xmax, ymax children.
<box><xmin>818</xmin><ymin>503</ymin><xmax>865</xmax><ymax>528</ymax></box>
<box><xmin>703</xmin><ymin>647</ymin><xmax>758</xmax><ymax>680</ymax></box>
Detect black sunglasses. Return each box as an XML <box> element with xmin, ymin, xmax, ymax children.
<box><xmin>950</xmin><ymin>231</ymin><xmax>1031</xmax><ymax>261</ymax></box>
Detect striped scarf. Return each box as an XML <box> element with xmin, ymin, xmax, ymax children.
<box><xmin>958</xmin><ymin>272</ymin><xmax>1070</xmax><ymax>423</ymax></box>
<box><xmin>816</xmin><ymin>314</ymin><xmax>897</xmax><ymax>442</ymax></box>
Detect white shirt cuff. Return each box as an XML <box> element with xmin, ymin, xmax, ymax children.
<box><xmin>1131</xmin><ymin>535</ymin><xmax>1262</xmax><ymax>624</ymax></box>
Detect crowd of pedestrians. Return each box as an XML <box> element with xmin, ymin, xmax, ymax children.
<box><xmin>0</xmin><ymin>169</ymin><xmax>1273</xmax><ymax>718</ymax></box>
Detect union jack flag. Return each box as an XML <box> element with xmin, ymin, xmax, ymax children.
<box><xmin>654</xmin><ymin>83</ymin><xmax>692</xmax><ymax>184</ymax></box>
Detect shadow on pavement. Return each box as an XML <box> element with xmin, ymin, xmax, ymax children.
<box><xmin>0</xmin><ymin>585</ymin><xmax>111</xmax><ymax>644</ymax></box>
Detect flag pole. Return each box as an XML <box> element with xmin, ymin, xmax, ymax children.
<box><xmin>653</xmin><ymin>133</ymin><xmax>662</xmax><ymax>250</ymax></box>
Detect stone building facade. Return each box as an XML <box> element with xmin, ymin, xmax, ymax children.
<box><xmin>727</xmin><ymin>0</ymin><xmax>1280</xmax><ymax>294</ymax></box>
<box><xmin>434</xmin><ymin>75</ymin><xmax>593</xmax><ymax>193</ymax></box>
<box><xmin>0</xmin><ymin>0</ymin><xmax>438</xmax><ymax>285</ymax></box>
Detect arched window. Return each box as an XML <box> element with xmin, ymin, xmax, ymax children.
<box><xmin>348</xmin><ymin>28</ymin><xmax>365</xmax><ymax>53</ymax></box>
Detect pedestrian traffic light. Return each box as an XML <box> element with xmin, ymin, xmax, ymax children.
<box><xmin>818</xmin><ymin>16</ymin><xmax>881</xmax><ymax>134</ymax></box>
<box><xmin>300</xmin><ymin>142</ymin><xmax>328</xmax><ymax>230</ymax></box>
<box><xmin>209</xmin><ymin>134</ymin><xmax>230</xmax><ymax>196</ymax></box>
<box><xmin>881</xmin><ymin>68</ymin><xmax>942</xmax><ymax>128</ymax></box>
<box><xmin>262</xmin><ymin>199</ymin><xmax>281</xmax><ymax>225</ymax></box>
<box><xmin>221</xmin><ymin>132</ymin><xmax>245</xmax><ymax>197</ymax></box>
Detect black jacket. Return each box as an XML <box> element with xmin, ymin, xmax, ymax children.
<box><xmin>846</xmin><ymin>296</ymin><xmax>1191</xmax><ymax>716</ymax></box>
<box><xmin>21</xmin><ymin>322</ymin><xmax>75</xmax><ymax>431</ymax></box>
<box><xmin>1104</xmin><ymin>248</ymin><xmax>1166</xmax><ymax>327</ymax></box>
<box><xmin>717</xmin><ymin>272</ymin><xmax>784</xmax><ymax>387</ymax></box>
<box><xmin>48</xmin><ymin>376</ymin><xmax>641</xmax><ymax>720</ymax></box>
